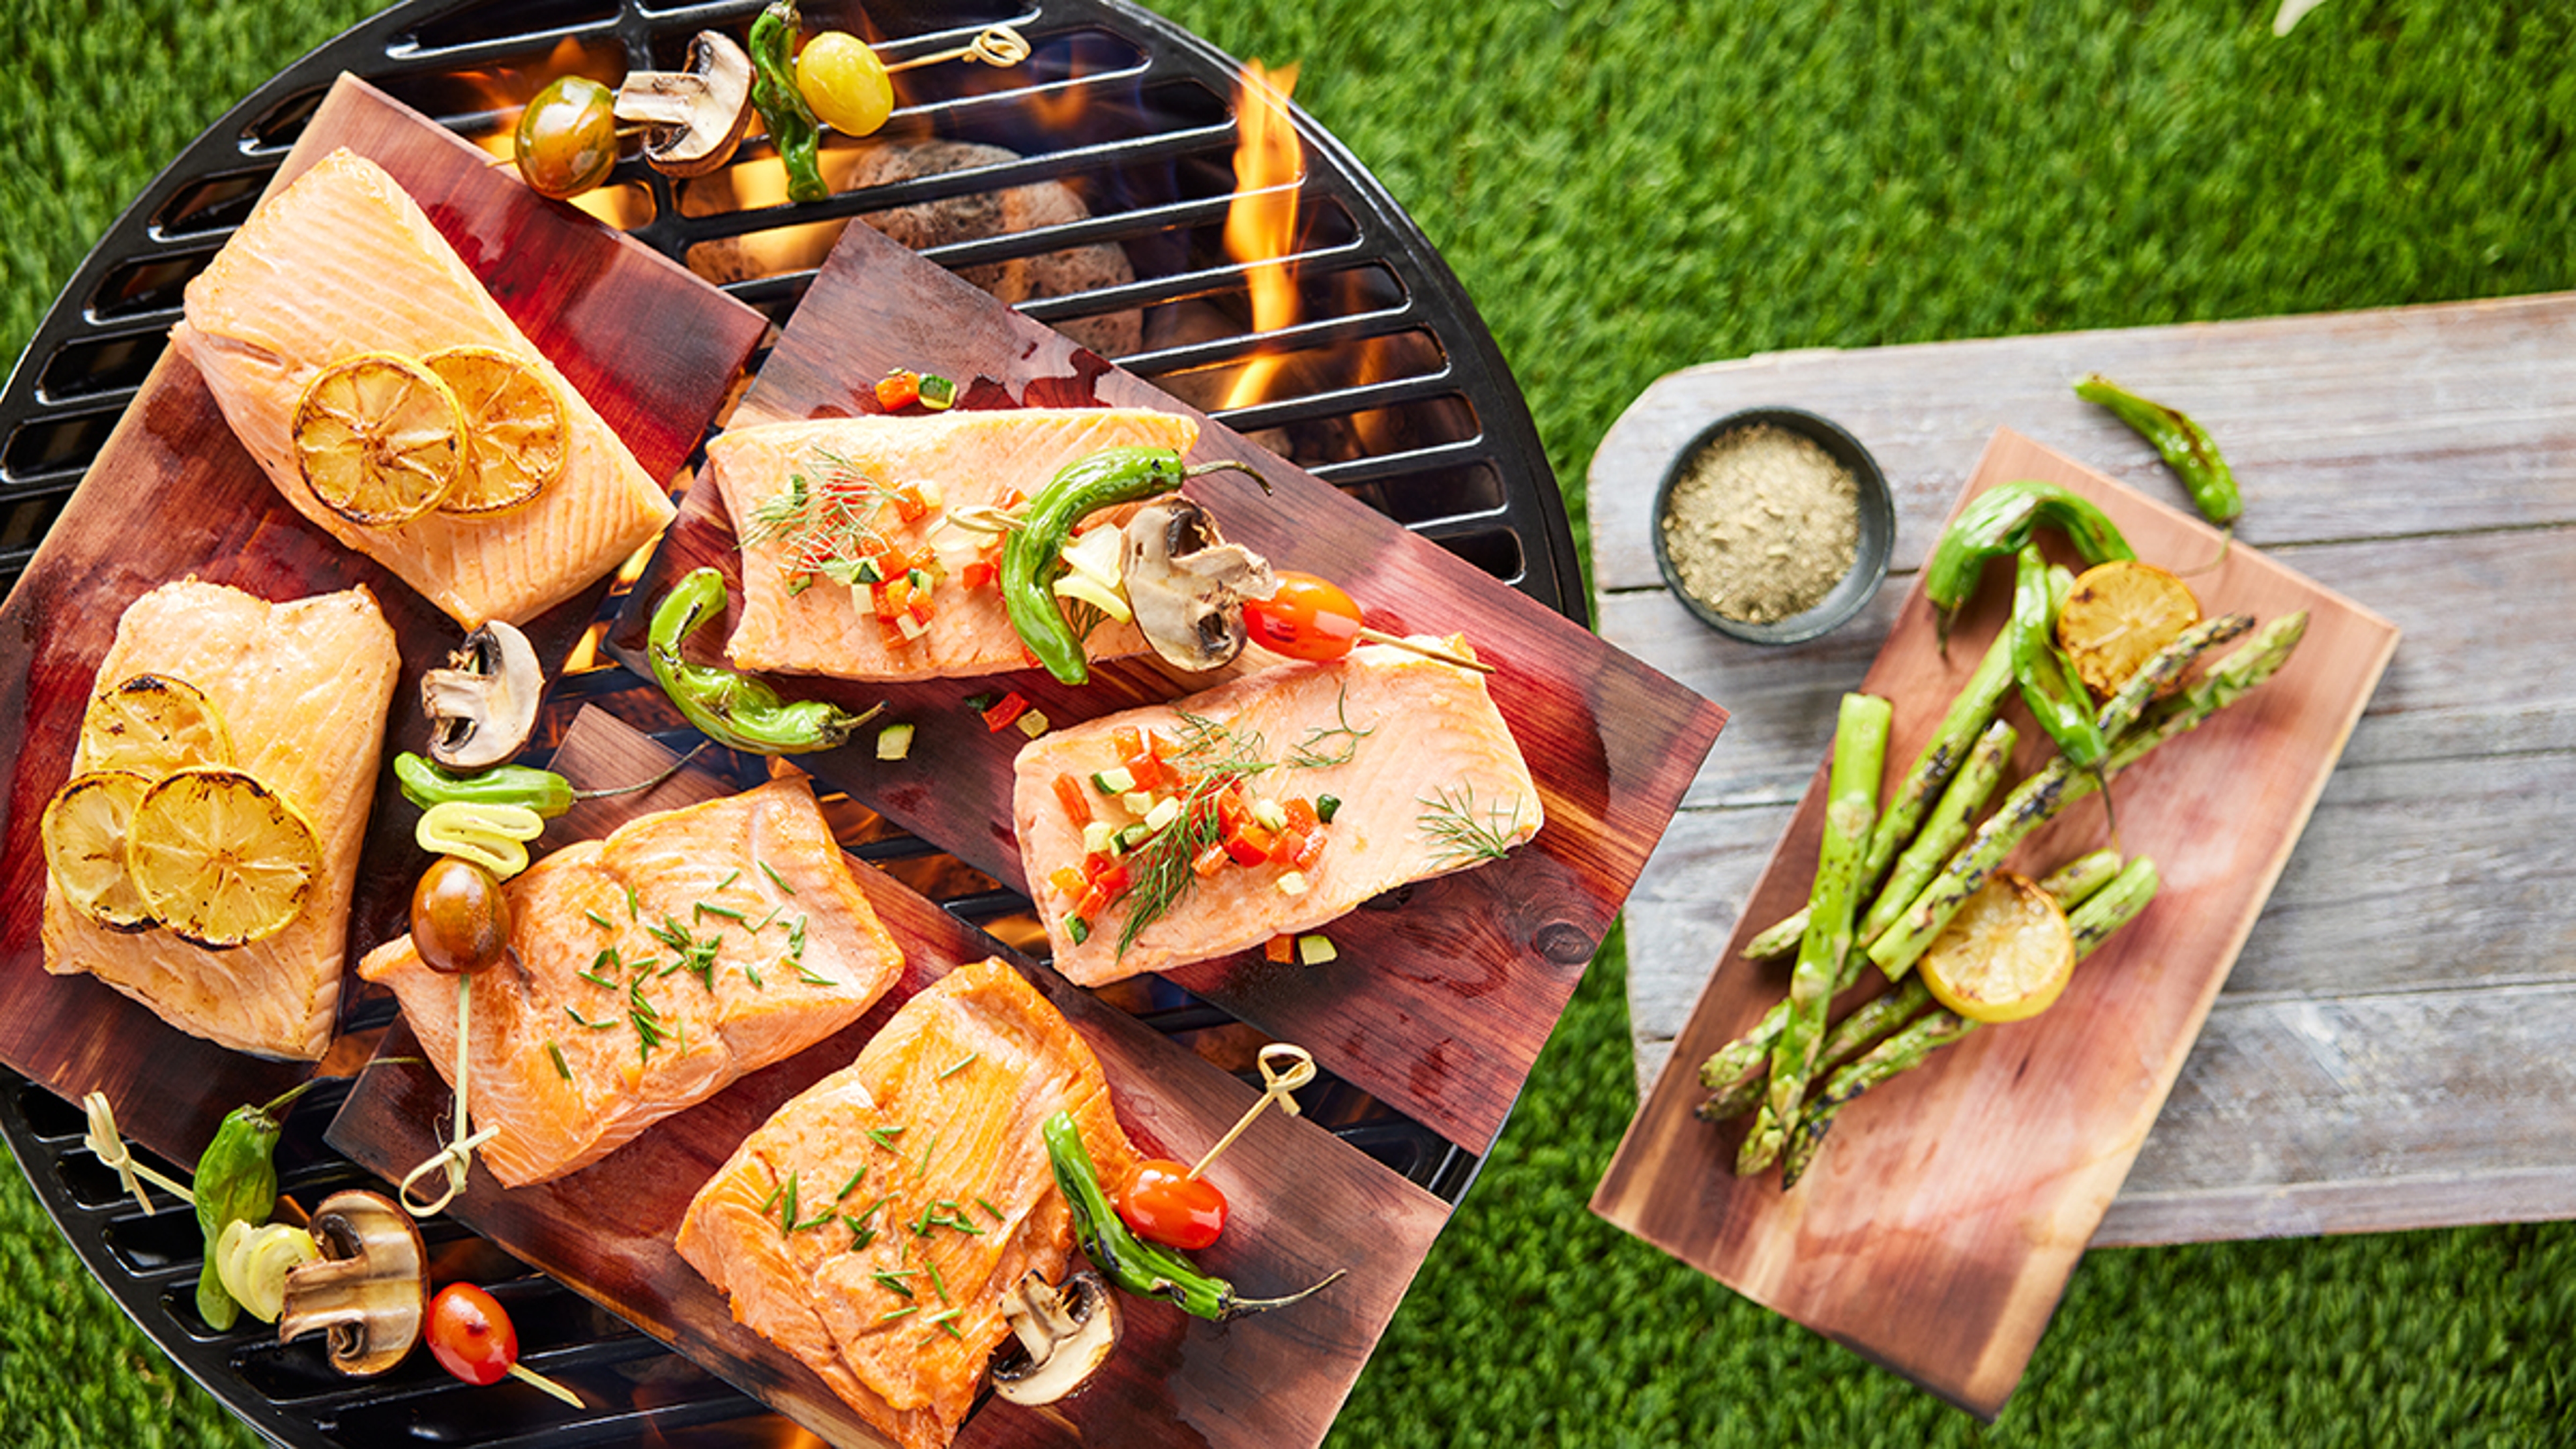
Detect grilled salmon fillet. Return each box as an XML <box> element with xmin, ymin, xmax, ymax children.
<box><xmin>42</xmin><ymin>580</ymin><xmax>400</xmax><ymax>1060</ymax></box>
<box><xmin>676</xmin><ymin>959</ymin><xmax>1136</xmax><ymax>1449</ymax></box>
<box><xmin>358</xmin><ymin>778</ymin><xmax>903</xmax><ymax>1186</ymax></box>
<box><xmin>706</xmin><ymin>409</ymin><xmax>1197</xmax><ymax>680</ymax></box>
<box><xmin>1014</xmin><ymin>643</ymin><xmax>1542</xmax><ymax>984</ymax></box>
<box><xmin>170</xmin><ymin>148</ymin><xmax>676</xmax><ymax>628</ymax></box>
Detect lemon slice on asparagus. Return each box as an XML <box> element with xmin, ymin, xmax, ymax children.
<box><xmin>40</xmin><ymin>770</ymin><xmax>158</xmax><ymax>931</ymax></box>
<box><xmin>2057</xmin><ymin>560</ymin><xmax>2200</xmax><ymax>700</ymax></box>
<box><xmin>125</xmin><ymin>767</ymin><xmax>323</xmax><ymax>949</ymax></box>
<box><xmin>78</xmin><ymin>673</ymin><xmax>233</xmax><ymax>777</ymax></box>
<box><xmin>424</xmin><ymin>345</ymin><xmax>568</xmax><ymax>517</ymax></box>
<box><xmin>1917</xmin><ymin>872</ymin><xmax>2076</xmax><ymax>1024</ymax></box>
<box><xmin>292</xmin><ymin>352</ymin><xmax>467</xmax><ymax>527</ymax></box>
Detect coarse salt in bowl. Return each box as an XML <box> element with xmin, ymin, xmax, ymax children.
<box><xmin>1650</xmin><ymin>407</ymin><xmax>1894</xmax><ymax>645</ymax></box>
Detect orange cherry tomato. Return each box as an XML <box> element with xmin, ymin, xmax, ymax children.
<box><xmin>410</xmin><ymin>858</ymin><xmax>510</xmax><ymax>975</ymax></box>
<box><xmin>427</xmin><ymin>1282</ymin><xmax>519</xmax><ymax>1387</ymax></box>
<box><xmin>1116</xmin><ymin>1159</ymin><xmax>1228</xmax><ymax>1250</ymax></box>
<box><xmin>1243</xmin><ymin>572</ymin><xmax>1366</xmax><ymax>662</ymax></box>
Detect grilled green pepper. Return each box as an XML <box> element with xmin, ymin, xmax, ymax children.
<box><xmin>2010</xmin><ymin>544</ymin><xmax>2105</xmax><ymax>771</ymax></box>
<box><xmin>1040</xmin><ymin>1110</ymin><xmax>1339</xmax><ymax>1320</ymax></box>
<box><xmin>195</xmin><ymin>1079</ymin><xmax>320</xmax><ymax>1330</ymax></box>
<box><xmin>2076</xmin><ymin>373</ymin><xmax>2242</xmax><ymax>526</ymax></box>
<box><xmin>1924</xmin><ymin>480</ymin><xmax>2136</xmax><ymax>649</ymax></box>
<box><xmin>1001</xmin><ymin>448</ymin><xmax>1269</xmax><ymax>685</ymax></box>
<box><xmin>749</xmin><ymin>2</ymin><xmax>826</xmax><ymax>203</ymax></box>
<box><xmin>395</xmin><ymin>752</ymin><xmax>575</xmax><ymax>818</ymax></box>
<box><xmin>649</xmin><ymin>567</ymin><xmax>879</xmax><ymax>753</ymax></box>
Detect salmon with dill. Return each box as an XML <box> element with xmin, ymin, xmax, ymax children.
<box><xmin>705</xmin><ymin>409</ymin><xmax>1195</xmax><ymax>680</ymax></box>
<box><xmin>676</xmin><ymin>959</ymin><xmax>1137</xmax><ymax>1449</ymax></box>
<box><xmin>356</xmin><ymin>777</ymin><xmax>903</xmax><ymax>1186</ymax></box>
<box><xmin>1012</xmin><ymin>642</ymin><xmax>1543</xmax><ymax>985</ymax></box>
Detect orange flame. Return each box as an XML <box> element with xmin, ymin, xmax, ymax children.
<box><xmin>1221</xmin><ymin>60</ymin><xmax>1305</xmax><ymax>412</ymax></box>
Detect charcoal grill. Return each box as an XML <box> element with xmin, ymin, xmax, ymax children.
<box><xmin>0</xmin><ymin>1</ymin><xmax>1580</xmax><ymax>1443</ymax></box>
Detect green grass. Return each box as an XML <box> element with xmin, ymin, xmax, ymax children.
<box><xmin>5</xmin><ymin>1</ymin><xmax>2572</xmax><ymax>1445</ymax></box>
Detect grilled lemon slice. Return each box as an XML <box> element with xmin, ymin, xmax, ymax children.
<box><xmin>1917</xmin><ymin>872</ymin><xmax>2076</xmax><ymax>1024</ymax></box>
<box><xmin>424</xmin><ymin>345</ymin><xmax>568</xmax><ymax>517</ymax></box>
<box><xmin>2057</xmin><ymin>560</ymin><xmax>2200</xmax><ymax>699</ymax></box>
<box><xmin>293</xmin><ymin>352</ymin><xmax>466</xmax><ymax>527</ymax></box>
<box><xmin>40</xmin><ymin>770</ymin><xmax>158</xmax><ymax>931</ymax></box>
<box><xmin>78</xmin><ymin>673</ymin><xmax>233</xmax><ymax>777</ymax></box>
<box><xmin>125</xmin><ymin>767</ymin><xmax>323</xmax><ymax>949</ymax></box>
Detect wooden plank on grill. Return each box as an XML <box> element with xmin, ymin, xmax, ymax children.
<box><xmin>327</xmin><ymin>708</ymin><xmax>1448</xmax><ymax>1449</ymax></box>
<box><xmin>0</xmin><ymin>75</ymin><xmax>764</xmax><ymax>1162</ymax></box>
<box><xmin>1589</xmin><ymin>429</ymin><xmax>2398</xmax><ymax>1418</ymax></box>
<box><xmin>604</xmin><ymin>213</ymin><xmax>1727</xmax><ymax>1155</ymax></box>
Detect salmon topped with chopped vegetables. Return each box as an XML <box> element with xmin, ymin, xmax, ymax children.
<box><xmin>676</xmin><ymin>958</ymin><xmax>1136</xmax><ymax>1449</ymax></box>
<box><xmin>357</xmin><ymin>777</ymin><xmax>903</xmax><ymax>1186</ymax></box>
<box><xmin>1012</xmin><ymin>642</ymin><xmax>1543</xmax><ymax>985</ymax></box>
<box><xmin>705</xmin><ymin>409</ymin><xmax>1197</xmax><ymax>681</ymax></box>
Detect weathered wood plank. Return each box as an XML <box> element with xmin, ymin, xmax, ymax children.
<box><xmin>1588</xmin><ymin>292</ymin><xmax>2576</xmax><ymax>594</ymax></box>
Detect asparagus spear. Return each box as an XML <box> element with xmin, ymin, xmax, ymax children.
<box><xmin>1870</xmin><ymin>611</ymin><xmax>2287</xmax><ymax>981</ymax></box>
<box><xmin>1782</xmin><ymin>855</ymin><xmax>2163</xmax><ymax>1187</ymax></box>
<box><xmin>1737</xmin><ymin>693</ymin><xmax>1889</xmax><ymax>1175</ymax></box>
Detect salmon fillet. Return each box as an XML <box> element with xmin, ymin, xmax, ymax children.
<box><xmin>357</xmin><ymin>778</ymin><xmax>904</xmax><ymax>1186</ymax></box>
<box><xmin>1013</xmin><ymin>643</ymin><xmax>1542</xmax><ymax>985</ymax></box>
<box><xmin>42</xmin><ymin>580</ymin><xmax>400</xmax><ymax>1060</ymax></box>
<box><xmin>170</xmin><ymin>148</ymin><xmax>676</xmax><ymax>628</ymax></box>
<box><xmin>706</xmin><ymin>409</ymin><xmax>1199</xmax><ymax>680</ymax></box>
<box><xmin>676</xmin><ymin>959</ymin><xmax>1136</xmax><ymax>1449</ymax></box>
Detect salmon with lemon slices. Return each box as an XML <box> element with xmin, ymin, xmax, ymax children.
<box><xmin>704</xmin><ymin>409</ymin><xmax>1197</xmax><ymax>680</ymax></box>
<box><xmin>675</xmin><ymin>958</ymin><xmax>1136</xmax><ymax>1449</ymax></box>
<box><xmin>170</xmin><ymin>148</ymin><xmax>675</xmax><ymax>628</ymax></box>
<box><xmin>40</xmin><ymin>580</ymin><xmax>400</xmax><ymax>1061</ymax></box>
<box><xmin>1012</xmin><ymin>642</ymin><xmax>1542</xmax><ymax>985</ymax></box>
<box><xmin>357</xmin><ymin>777</ymin><xmax>904</xmax><ymax>1187</ymax></box>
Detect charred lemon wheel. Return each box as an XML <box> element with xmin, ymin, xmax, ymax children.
<box><xmin>2057</xmin><ymin>559</ymin><xmax>2200</xmax><ymax>699</ymax></box>
<box><xmin>424</xmin><ymin>345</ymin><xmax>568</xmax><ymax>517</ymax></box>
<box><xmin>1917</xmin><ymin>872</ymin><xmax>2076</xmax><ymax>1025</ymax></box>
<box><xmin>125</xmin><ymin>767</ymin><xmax>323</xmax><ymax>949</ymax></box>
<box><xmin>78</xmin><ymin>673</ymin><xmax>233</xmax><ymax>777</ymax></box>
<box><xmin>40</xmin><ymin>770</ymin><xmax>158</xmax><ymax>931</ymax></box>
<box><xmin>292</xmin><ymin>352</ymin><xmax>466</xmax><ymax>527</ymax></box>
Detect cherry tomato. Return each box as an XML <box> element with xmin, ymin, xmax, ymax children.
<box><xmin>410</xmin><ymin>857</ymin><xmax>511</xmax><ymax>975</ymax></box>
<box><xmin>797</xmin><ymin>31</ymin><xmax>894</xmax><ymax>136</ymax></box>
<box><xmin>513</xmin><ymin>76</ymin><xmax>617</xmax><ymax>199</ymax></box>
<box><xmin>1242</xmin><ymin>572</ymin><xmax>1366</xmax><ymax>662</ymax></box>
<box><xmin>1116</xmin><ymin>1159</ymin><xmax>1228</xmax><ymax>1250</ymax></box>
<box><xmin>427</xmin><ymin>1282</ymin><xmax>519</xmax><ymax>1387</ymax></box>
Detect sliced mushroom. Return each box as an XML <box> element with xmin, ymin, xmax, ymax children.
<box><xmin>421</xmin><ymin>620</ymin><xmax>543</xmax><ymax>769</ymax></box>
<box><xmin>613</xmin><ymin>31</ymin><xmax>756</xmax><ymax>176</ymax></box>
<box><xmin>276</xmin><ymin>1190</ymin><xmax>428</xmax><ymax>1377</ymax></box>
<box><xmin>1120</xmin><ymin>498</ymin><xmax>1275</xmax><ymax>671</ymax></box>
<box><xmin>989</xmin><ymin>1271</ymin><xmax>1120</xmax><ymax>1405</ymax></box>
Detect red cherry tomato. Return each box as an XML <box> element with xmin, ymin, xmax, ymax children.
<box><xmin>427</xmin><ymin>1282</ymin><xmax>519</xmax><ymax>1387</ymax></box>
<box><xmin>1116</xmin><ymin>1159</ymin><xmax>1228</xmax><ymax>1250</ymax></box>
<box><xmin>411</xmin><ymin>857</ymin><xmax>510</xmax><ymax>975</ymax></box>
<box><xmin>1243</xmin><ymin>572</ymin><xmax>1366</xmax><ymax>662</ymax></box>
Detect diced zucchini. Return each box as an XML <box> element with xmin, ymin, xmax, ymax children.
<box><xmin>853</xmin><ymin>557</ymin><xmax>885</xmax><ymax>584</ymax></box>
<box><xmin>874</xmin><ymin>722</ymin><xmax>915</xmax><ymax>761</ymax></box>
<box><xmin>1083</xmin><ymin>821</ymin><xmax>1116</xmax><ymax>856</ymax></box>
<box><xmin>1122</xmin><ymin>792</ymin><xmax>1157</xmax><ymax>817</ymax></box>
<box><xmin>1297</xmin><ymin>934</ymin><xmax>1338</xmax><ymax>965</ymax></box>
<box><xmin>1143</xmin><ymin>796</ymin><xmax>1183</xmax><ymax>833</ymax></box>
<box><xmin>1092</xmin><ymin>765</ymin><xmax>1137</xmax><ymax>796</ymax></box>
<box><xmin>1275</xmin><ymin>871</ymin><xmax>1309</xmax><ymax>897</ymax></box>
<box><xmin>1116</xmin><ymin>823</ymin><xmax>1152</xmax><ymax>852</ymax></box>
<box><xmin>1065</xmin><ymin>915</ymin><xmax>1091</xmax><ymax>945</ymax></box>
<box><xmin>1015</xmin><ymin>709</ymin><xmax>1051</xmax><ymax>739</ymax></box>
<box><xmin>1251</xmin><ymin>798</ymin><xmax>1290</xmax><ymax>833</ymax></box>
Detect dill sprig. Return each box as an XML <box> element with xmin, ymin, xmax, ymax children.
<box><xmin>737</xmin><ymin>448</ymin><xmax>907</xmax><ymax>594</ymax></box>
<box><xmin>1417</xmin><ymin>784</ymin><xmax>1529</xmax><ymax>867</ymax></box>
<box><xmin>1287</xmin><ymin>680</ymin><xmax>1377</xmax><ymax>769</ymax></box>
<box><xmin>1106</xmin><ymin>713</ymin><xmax>1279</xmax><ymax>957</ymax></box>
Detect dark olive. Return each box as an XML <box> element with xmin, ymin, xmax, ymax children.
<box><xmin>513</xmin><ymin>76</ymin><xmax>617</xmax><ymax>199</ymax></box>
<box><xmin>410</xmin><ymin>857</ymin><xmax>510</xmax><ymax>975</ymax></box>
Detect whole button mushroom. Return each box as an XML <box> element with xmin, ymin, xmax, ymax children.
<box><xmin>613</xmin><ymin>31</ymin><xmax>757</xmax><ymax>177</ymax></box>
<box><xmin>276</xmin><ymin>1191</ymin><xmax>429</xmax><ymax>1377</ymax></box>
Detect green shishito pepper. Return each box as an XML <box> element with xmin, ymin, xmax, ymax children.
<box><xmin>1923</xmin><ymin>479</ymin><xmax>2137</xmax><ymax>649</ymax></box>
<box><xmin>749</xmin><ymin>2</ymin><xmax>826</xmax><ymax>204</ymax></box>
<box><xmin>650</xmin><ymin>568</ymin><xmax>879</xmax><ymax>753</ymax></box>
<box><xmin>1040</xmin><ymin>1110</ymin><xmax>1340</xmax><ymax>1321</ymax></box>
<box><xmin>2075</xmin><ymin>373</ymin><xmax>2243</xmax><ymax>527</ymax></box>
<box><xmin>2009</xmin><ymin>544</ymin><xmax>2106</xmax><ymax>772</ymax></box>
<box><xmin>395</xmin><ymin>751</ymin><xmax>575</xmax><ymax>818</ymax></box>
<box><xmin>194</xmin><ymin>1079</ymin><xmax>321</xmax><ymax>1330</ymax></box>
<box><xmin>1002</xmin><ymin>447</ymin><xmax>1270</xmax><ymax>685</ymax></box>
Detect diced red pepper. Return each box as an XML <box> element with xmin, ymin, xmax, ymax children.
<box><xmin>1267</xmin><ymin>826</ymin><xmax>1307</xmax><ymax>867</ymax></box>
<box><xmin>877</xmin><ymin>617</ymin><xmax>912</xmax><ymax>650</ymax></box>
<box><xmin>1191</xmin><ymin>843</ymin><xmax>1232</xmax><ymax>879</ymax></box>
<box><xmin>1224</xmin><ymin>822</ymin><xmax>1276</xmax><ymax>867</ymax></box>
<box><xmin>959</xmin><ymin>559</ymin><xmax>997</xmax><ymax>590</ymax></box>
<box><xmin>1283</xmin><ymin>798</ymin><xmax>1321</xmax><ymax>834</ymax></box>
<box><xmin>1082</xmin><ymin>855</ymin><xmax>1130</xmax><ymax>897</ymax></box>
<box><xmin>1264</xmin><ymin>934</ymin><xmax>1295</xmax><ymax>964</ymax></box>
<box><xmin>907</xmin><ymin>596</ymin><xmax>934</xmax><ymax>627</ymax></box>
<box><xmin>1049</xmin><ymin>866</ymin><xmax>1086</xmax><ymax>899</ymax></box>
<box><xmin>891</xmin><ymin>482</ymin><xmax>930</xmax><ymax>523</ymax></box>
<box><xmin>1074</xmin><ymin>883</ymin><xmax>1111</xmax><ymax>922</ymax></box>
<box><xmin>1053</xmin><ymin>773</ymin><xmax>1091</xmax><ymax>826</ymax></box>
<box><xmin>1292</xmin><ymin>830</ymin><xmax>1326</xmax><ymax>871</ymax></box>
<box><xmin>875</xmin><ymin>370</ymin><xmax>921</xmax><ymax>411</ymax></box>
<box><xmin>981</xmin><ymin>691</ymin><xmax>1030</xmax><ymax>732</ymax></box>
<box><xmin>1112</xmin><ymin>726</ymin><xmax>1143</xmax><ymax>759</ymax></box>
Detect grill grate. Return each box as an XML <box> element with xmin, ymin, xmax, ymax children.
<box><xmin>0</xmin><ymin>1</ymin><xmax>1573</xmax><ymax>1443</ymax></box>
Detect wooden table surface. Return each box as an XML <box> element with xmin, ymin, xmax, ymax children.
<box><xmin>1589</xmin><ymin>291</ymin><xmax>2576</xmax><ymax>1248</ymax></box>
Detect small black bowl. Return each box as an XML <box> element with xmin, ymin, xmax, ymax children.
<box><xmin>1650</xmin><ymin>406</ymin><xmax>1895</xmax><ymax>646</ymax></box>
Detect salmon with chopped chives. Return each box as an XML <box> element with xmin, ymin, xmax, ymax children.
<box><xmin>1012</xmin><ymin>642</ymin><xmax>1542</xmax><ymax>985</ymax></box>
<box><xmin>704</xmin><ymin>408</ymin><xmax>1197</xmax><ymax>680</ymax></box>
<box><xmin>356</xmin><ymin>777</ymin><xmax>904</xmax><ymax>1187</ymax></box>
<box><xmin>170</xmin><ymin>148</ymin><xmax>675</xmax><ymax>628</ymax></box>
<box><xmin>676</xmin><ymin>958</ymin><xmax>1136</xmax><ymax>1449</ymax></box>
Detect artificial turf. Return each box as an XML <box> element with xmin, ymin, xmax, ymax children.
<box><xmin>3</xmin><ymin>1</ymin><xmax>2571</xmax><ymax>1445</ymax></box>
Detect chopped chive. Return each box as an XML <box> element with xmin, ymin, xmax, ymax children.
<box><xmin>977</xmin><ymin>1197</ymin><xmax>1004</xmax><ymax>1222</ymax></box>
<box><xmin>852</xmin><ymin>1193</ymin><xmax>894</xmax><ymax>1224</ymax></box>
<box><xmin>914</xmin><ymin>1126</ymin><xmax>941</xmax><ymax>1179</ymax></box>
<box><xmin>751</xmin><ymin>906</ymin><xmax>784</xmax><ymax>933</ymax></box>
<box><xmin>876</xmin><ymin>1306</ymin><xmax>918</xmax><ymax>1325</ymax></box>
<box><xmin>585</xmin><ymin>909</ymin><xmax>616</xmax><ymax>930</ymax></box>
<box><xmin>872</xmin><ymin>1271</ymin><xmax>916</xmax><ymax>1297</ymax></box>
<box><xmin>927</xmin><ymin>1258</ymin><xmax>950</xmax><ymax>1305</ymax></box>
<box><xmin>578</xmin><ymin>950</ymin><xmax>621</xmax><ymax>988</ymax></box>
<box><xmin>795</xmin><ymin>964</ymin><xmax>836</xmax><ymax>987</ymax></box>
<box><xmin>845</xmin><ymin>1221</ymin><xmax>877</xmax><ymax>1252</ymax></box>
<box><xmin>760</xmin><ymin>860</ymin><xmax>795</xmax><ymax>895</ymax></box>
<box><xmin>795</xmin><ymin>1204</ymin><xmax>841</xmax><ymax>1232</ymax></box>
<box><xmin>868</xmin><ymin>1126</ymin><xmax>906</xmax><ymax>1150</ymax></box>
<box><xmin>788</xmin><ymin>916</ymin><xmax>808</xmax><ymax>961</ymax></box>
<box><xmin>716</xmin><ymin>868</ymin><xmax>742</xmax><ymax>891</ymax></box>
<box><xmin>837</xmin><ymin>1167</ymin><xmax>867</xmax><ymax>1200</ymax></box>
<box><xmin>546</xmin><ymin>1040</ymin><xmax>572</xmax><ymax>1081</ymax></box>
<box><xmin>746</xmin><ymin>964</ymin><xmax>764</xmax><ymax>989</ymax></box>
<box><xmin>937</xmin><ymin>1052</ymin><xmax>978</xmax><ymax>1080</ymax></box>
<box><xmin>565</xmin><ymin>1006</ymin><xmax>619</xmax><ymax>1030</ymax></box>
<box><xmin>925</xmin><ymin>1307</ymin><xmax>964</xmax><ymax>1340</ymax></box>
<box><xmin>910</xmin><ymin>1201</ymin><xmax>935</xmax><ymax>1236</ymax></box>
<box><xmin>696</xmin><ymin>901</ymin><xmax>747</xmax><ymax>922</ymax></box>
<box><xmin>759</xmin><ymin>1180</ymin><xmax>785</xmax><ymax>1214</ymax></box>
<box><xmin>625</xmin><ymin>884</ymin><xmax>639</xmax><ymax>920</ymax></box>
<box><xmin>780</xmin><ymin>1173</ymin><xmax>800</xmax><ymax>1238</ymax></box>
